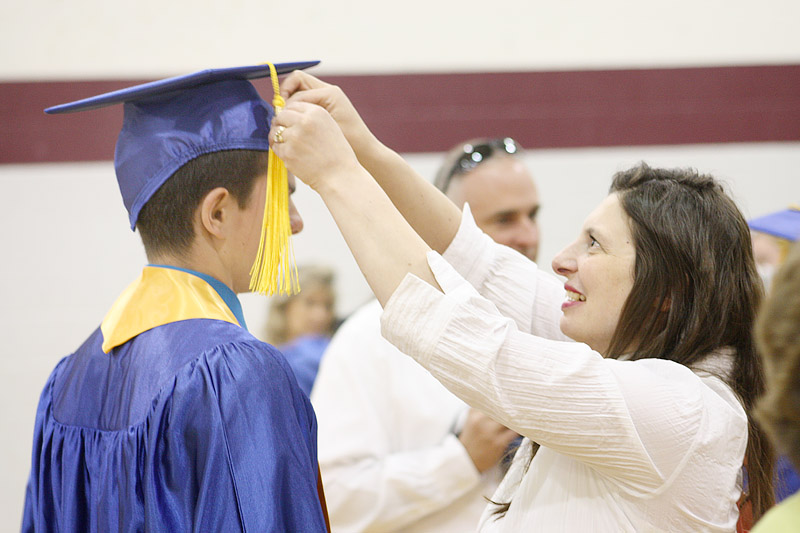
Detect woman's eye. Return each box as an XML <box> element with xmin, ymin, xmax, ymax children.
<box><xmin>589</xmin><ymin>236</ymin><xmax>600</xmax><ymax>248</ymax></box>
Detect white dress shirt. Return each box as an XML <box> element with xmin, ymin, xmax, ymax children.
<box><xmin>311</xmin><ymin>299</ymin><xmax>503</xmax><ymax>532</ymax></box>
<box><xmin>380</xmin><ymin>206</ymin><xmax>746</xmax><ymax>532</ymax></box>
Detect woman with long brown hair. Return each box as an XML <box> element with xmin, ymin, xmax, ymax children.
<box><xmin>270</xmin><ymin>71</ymin><xmax>774</xmax><ymax>532</ymax></box>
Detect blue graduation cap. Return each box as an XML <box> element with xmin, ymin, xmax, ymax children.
<box><xmin>749</xmin><ymin>207</ymin><xmax>800</xmax><ymax>242</ymax></box>
<box><xmin>45</xmin><ymin>61</ymin><xmax>319</xmax><ymax>230</ymax></box>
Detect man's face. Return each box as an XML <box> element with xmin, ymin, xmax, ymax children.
<box><xmin>448</xmin><ymin>157</ymin><xmax>540</xmax><ymax>261</ymax></box>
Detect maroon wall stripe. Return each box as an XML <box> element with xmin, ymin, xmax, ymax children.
<box><xmin>2</xmin><ymin>65</ymin><xmax>799</xmax><ymax>164</ymax></box>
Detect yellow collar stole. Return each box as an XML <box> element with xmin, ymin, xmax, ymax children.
<box><xmin>100</xmin><ymin>266</ymin><xmax>240</xmax><ymax>353</ymax></box>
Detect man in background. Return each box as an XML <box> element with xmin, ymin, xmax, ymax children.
<box><xmin>311</xmin><ymin>137</ymin><xmax>540</xmax><ymax>532</ymax></box>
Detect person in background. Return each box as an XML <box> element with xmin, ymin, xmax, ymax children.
<box><xmin>310</xmin><ymin>137</ymin><xmax>539</xmax><ymax>532</ymax></box>
<box><xmin>265</xmin><ymin>264</ymin><xmax>338</xmax><ymax>396</ymax></box>
<box><xmin>751</xmin><ymin>241</ymin><xmax>800</xmax><ymax>532</ymax></box>
<box><xmin>22</xmin><ymin>63</ymin><xmax>330</xmax><ymax>532</ymax></box>
<box><xmin>432</xmin><ymin>137</ymin><xmax>540</xmax><ymax>262</ymax></box>
<box><xmin>749</xmin><ymin>206</ymin><xmax>800</xmax><ymax>505</ymax></box>
<box><xmin>270</xmin><ymin>70</ymin><xmax>776</xmax><ymax>531</ymax></box>
<box><xmin>750</xmin><ymin>206</ymin><xmax>800</xmax><ymax>290</ymax></box>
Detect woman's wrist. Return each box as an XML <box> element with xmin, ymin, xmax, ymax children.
<box><xmin>311</xmin><ymin>163</ymin><xmax>372</xmax><ymax>199</ymax></box>
<box><xmin>353</xmin><ymin>137</ymin><xmax>396</xmax><ymax>180</ymax></box>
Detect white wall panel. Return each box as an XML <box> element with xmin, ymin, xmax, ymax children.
<box><xmin>2</xmin><ymin>0</ymin><xmax>800</xmax><ymax>80</ymax></box>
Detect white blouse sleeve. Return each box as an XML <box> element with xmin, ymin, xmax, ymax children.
<box><xmin>381</xmin><ymin>251</ymin><xmax>744</xmax><ymax>494</ymax></box>
<box><xmin>441</xmin><ymin>204</ymin><xmax>570</xmax><ymax>341</ymax></box>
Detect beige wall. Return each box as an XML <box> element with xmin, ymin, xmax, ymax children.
<box><xmin>2</xmin><ymin>0</ymin><xmax>800</xmax><ymax>80</ymax></box>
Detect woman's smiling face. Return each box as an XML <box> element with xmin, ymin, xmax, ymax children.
<box><xmin>551</xmin><ymin>193</ymin><xmax>637</xmax><ymax>355</ymax></box>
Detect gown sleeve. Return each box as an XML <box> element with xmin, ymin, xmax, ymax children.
<box><xmin>149</xmin><ymin>340</ymin><xmax>327</xmax><ymax>532</ymax></box>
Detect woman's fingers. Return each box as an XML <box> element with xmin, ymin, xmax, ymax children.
<box><xmin>286</xmin><ymin>87</ymin><xmax>338</xmax><ymax>109</ymax></box>
<box><xmin>281</xmin><ymin>70</ymin><xmax>330</xmax><ymax>99</ymax></box>
<box><xmin>269</xmin><ymin>102</ymin><xmax>360</xmax><ymax>190</ymax></box>
<box><xmin>281</xmin><ymin>75</ymin><xmax>376</xmax><ymax>154</ymax></box>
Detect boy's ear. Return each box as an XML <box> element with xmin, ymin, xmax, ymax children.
<box><xmin>197</xmin><ymin>187</ymin><xmax>232</xmax><ymax>239</ymax></box>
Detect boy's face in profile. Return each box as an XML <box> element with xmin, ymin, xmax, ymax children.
<box><xmin>229</xmin><ymin>173</ymin><xmax>304</xmax><ymax>294</ymax></box>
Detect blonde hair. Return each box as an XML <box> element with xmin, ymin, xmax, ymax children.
<box><xmin>755</xmin><ymin>241</ymin><xmax>800</xmax><ymax>470</ymax></box>
<box><xmin>263</xmin><ymin>264</ymin><xmax>336</xmax><ymax>346</ymax></box>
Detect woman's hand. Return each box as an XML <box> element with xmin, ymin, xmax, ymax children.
<box><xmin>277</xmin><ymin>70</ymin><xmax>461</xmax><ymax>258</ymax></box>
<box><xmin>269</xmin><ymin>101</ymin><xmax>362</xmax><ymax>193</ymax></box>
<box><xmin>273</xmin><ymin>77</ymin><xmax>442</xmax><ymax>306</ymax></box>
<box><xmin>281</xmin><ymin>71</ymin><xmax>379</xmax><ymax>160</ymax></box>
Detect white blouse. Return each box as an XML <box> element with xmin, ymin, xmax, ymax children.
<box><xmin>380</xmin><ymin>206</ymin><xmax>746</xmax><ymax>532</ymax></box>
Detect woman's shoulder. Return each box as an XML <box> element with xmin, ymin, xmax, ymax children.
<box><xmin>623</xmin><ymin>349</ymin><xmax>738</xmax><ymax>395</ymax></box>
<box><xmin>608</xmin><ymin>351</ymin><xmax>746</xmax><ymax>440</ymax></box>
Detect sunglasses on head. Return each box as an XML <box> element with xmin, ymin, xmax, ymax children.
<box><xmin>439</xmin><ymin>137</ymin><xmax>520</xmax><ymax>192</ymax></box>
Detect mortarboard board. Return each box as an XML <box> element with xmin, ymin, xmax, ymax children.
<box><xmin>45</xmin><ymin>61</ymin><xmax>320</xmax><ymax>295</ymax></box>
<box><xmin>749</xmin><ymin>206</ymin><xmax>800</xmax><ymax>242</ymax></box>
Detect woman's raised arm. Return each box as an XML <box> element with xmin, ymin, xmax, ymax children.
<box><xmin>270</xmin><ymin>100</ymin><xmax>439</xmax><ymax>306</ymax></box>
<box><xmin>281</xmin><ymin>71</ymin><xmax>462</xmax><ymax>254</ymax></box>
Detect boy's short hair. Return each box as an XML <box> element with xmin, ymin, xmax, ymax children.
<box><xmin>136</xmin><ymin>149</ymin><xmax>267</xmax><ymax>258</ymax></box>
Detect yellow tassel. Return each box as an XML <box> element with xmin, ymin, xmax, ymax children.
<box><xmin>248</xmin><ymin>63</ymin><xmax>300</xmax><ymax>296</ymax></box>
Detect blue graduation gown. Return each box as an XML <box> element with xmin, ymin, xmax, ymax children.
<box><xmin>22</xmin><ymin>266</ymin><xmax>327</xmax><ymax>532</ymax></box>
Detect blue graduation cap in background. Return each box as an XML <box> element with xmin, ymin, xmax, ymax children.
<box><xmin>46</xmin><ymin>60</ymin><xmax>320</xmax><ymax>295</ymax></box>
<box><xmin>45</xmin><ymin>61</ymin><xmax>319</xmax><ymax>230</ymax></box>
<box><xmin>749</xmin><ymin>206</ymin><xmax>800</xmax><ymax>242</ymax></box>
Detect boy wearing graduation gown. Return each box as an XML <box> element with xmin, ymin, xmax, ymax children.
<box><xmin>22</xmin><ymin>62</ymin><xmax>330</xmax><ymax>532</ymax></box>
